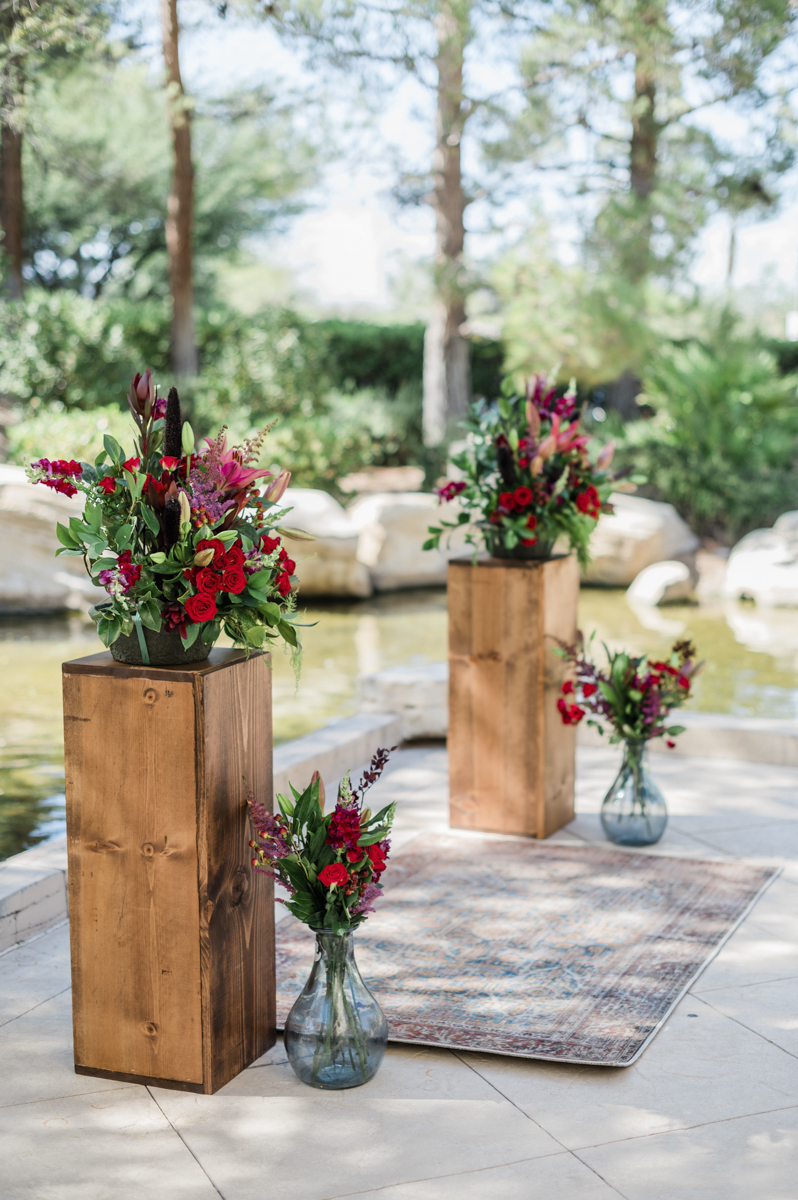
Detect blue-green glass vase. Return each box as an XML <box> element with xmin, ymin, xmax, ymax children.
<box><xmin>284</xmin><ymin>929</ymin><xmax>388</xmax><ymax>1089</ymax></box>
<box><xmin>600</xmin><ymin>739</ymin><xmax>668</xmax><ymax>847</ymax></box>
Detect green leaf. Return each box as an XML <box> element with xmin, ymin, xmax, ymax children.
<box><xmin>138</xmin><ymin>601</ymin><xmax>162</xmax><ymax>632</ymax></box>
<box><xmin>140</xmin><ymin>504</ymin><xmax>160</xmax><ymax>536</ymax></box>
<box><xmin>56</xmin><ymin>522</ymin><xmax>80</xmax><ymax>549</ymax></box>
<box><xmin>85</xmin><ymin>503</ymin><xmax>102</xmax><ymax>534</ymax></box>
<box><xmin>103</xmin><ymin>434</ymin><xmax>123</xmax><ymax>464</ymax></box>
<box><xmin>182</xmin><ymin>622</ymin><xmax>201</xmax><ymax>649</ymax></box>
<box><xmin>114</xmin><ymin>523</ymin><xmax>135</xmax><ymax>552</ymax></box>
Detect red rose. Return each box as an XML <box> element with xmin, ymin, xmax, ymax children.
<box><xmin>499</xmin><ymin>491</ymin><xmax>517</xmax><ymax>511</ymax></box>
<box><xmin>222</xmin><ymin>567</ymin><xmax>247</xmax><ymax>594</ymax></box>
<box><xmin>261</xmin><ymin>535</ymin><xmax>281</xmax><ymax>554</ymax></box>
<box><xmin>196</xmin><ymin>538</ymin><xmax>226</xmax><ymax>561</ymax></box>
<box><xmin>99</xmin><ymin>476</ymin><xmax>117</xmax><ymax>494</ymax></box>
<box><xmin>123</xmin><ymin>457</ymin><xmax>140</xmax><ymax>473</ymax></box>
<box><xmin>185</xmin><ymin>593</ymin><xmax>217</xmax><ymax>623</ymax></box>
<box><xmin>365</xmin><ymin>843</ymin><xmax>387</xmax><ymax>870</ymax></box>
<box><xmin>225</xmin><ymin>544</ymin><xmax>245</xmax><ymax>568</ymax></box>
<box><xmin>347</xmin><ymin>847</ymin><xmax>364</xmax><ymax>864</ymax></box>
<box><xmin>282</xmin><ymin>557</ymin><xmax>296</xmax><ymax>575</ymax></box>
<box><xmin>514</xmin><ymin>486</ymin><xmax>533</xmax><ymax>507</ymax></box>
<box><xmin>160</xmin><ymin>456</ymin><xmax>180</xmax><ymax>471</ymax></box>
<box><xmin>557</xmin><ymin>698</ymin><xmax>585</xmax><ymax>726</ymax></box>
<box><xmin>276</xmin><ymin>572</ymin><xmax>291</xmax><ymax>597</ymax></box>
<box><xmin>582</xmin><ymin>683</ymin><xmax>597</xmax><ymax>697</ymax></box>
<box><xmin>677</xmin><ymin>674</ymin><xmax>690</xmax><ymax>689</ymax></box>
<box><xmin>196</xmin><ymin>568</ymin><xmax>223</xmax><ymax>595</ymax></box>
<box><xmin>318</xmin><ymin>863</ymin><xmax>349</xmax><ymax>888</ymax></box>
<box><xmin>561</xmin><ymin>681</ymin><xmax>574</xmax><ymax>695</ymax></box>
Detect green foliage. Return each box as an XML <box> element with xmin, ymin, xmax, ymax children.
<box><xmin>618</xmin><ymin>318</ymin><xmax>798</xmax><ymax>542</ymax></box>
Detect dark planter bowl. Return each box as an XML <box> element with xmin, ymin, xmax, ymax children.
<box><xmin>89</xmin><ymin>606</ymin><xmax>216</xmax><ymax>666</ymax></box>
<box><xmin>485</xmin><ymin>536</ymin><xmax>556</xmax><ymax>561</ymax></box>
<box><xmin>109</xmin><ymin>626</ymin><xmax>217</xmax><ymax>666</ymax></box>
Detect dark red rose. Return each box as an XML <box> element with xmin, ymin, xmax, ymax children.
<box><xmin>261</xmin><ymin>534</ymin><xmax>281</xmax><ymax>554</ymax></box>
<box><xmin>225</xmin><ymin>544</ymin><xmax>245</xmax><ymax>568</ymax></box>
<box><xmin>196</xmin><ymin>568</ymin><xmax>223</xmax><ymax>595</ymax></box>
<box><xmin>514</xmin><ymin>485</ymin><xmax>533</xmax><ymax>507</ymax></box>
<box><xmin>185</xmin><ymin>593</ymin><xmax>217</xmax><ymax>623</ymax></box>
<box><xmin>318</xmin><ymin>863</ymin><xmax>349</xmax><ymax>888</ymax></box>
<box><xmin>99</xmin><ymin>476</ymin><xmax>117</xmax><ymax>494</ymax></box>
<box><xmin>347</xmin><ymin>847</ymin><xmax>364</xmax><ymax>864</ymax></box>
<box><xmin>196</xmin><ymin>538</ymin><xmax>226</xmax><ymax>561</ymax></box>
<box><xmin>222</xmin><ymin>567</ymin><xmax>247</xmax><ymax>594</ymax></box>
<box><xmin>498</xmin><ymin>491</ymin><xmax>517</xmax><ymax>511</ymax></box>
<box><xmin>282</xmin><ymin>557</ymin><xmax>296</xmax><ymax>575</ymax></box>
<box><xmin>276</xmin><ymin>572</ymin><xmax>291</xmax><ymax>597</ymax></box>
<box><xmin>582</xmin><ymin>683</ymin><xmax>597</xmax><ymax>697</ymax></box>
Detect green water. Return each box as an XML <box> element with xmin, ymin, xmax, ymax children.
<box><xmin>2</xmin><ymin>587</ymin><xmax>797</xmax><ymax>860</ymax></box>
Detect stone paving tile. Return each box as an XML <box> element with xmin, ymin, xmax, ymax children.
<box><xmin>0</xmin><ymin>1087</ymin><xmax>220</xmax><ymax>1200</ymax></box>
<box><xmin>0</xmin><ymin>988</ymin><xmax>139</xmax><ymax>1109</ymax></box>
<box><xmin>577</xmin><ymin>1106</ymin><xmax>798</xmax><ymax>1200</ymax></box>
<box><xmin>695</xmin><ymin>976</ymin><xmax>798</xmax><ymax>1061</ymax></box>
<box><xmin>458</xmin><ymin>1000</ymin><xmax>798</xmax><ymax>1150</ymax></box>
<box><xmin>328</xmin><ymin>1151</ymin><xmax>622</xmax><ymax>1200</ymax></box>
<box><xmin>151</xmin><ymin>1044</ymin><xmax>563</xmax><ymax>1200</ymax></box>
<box><xmin>0</xmin><ymin>920</ymin><xmax>71</xmax><ymax>1026</ymax></box>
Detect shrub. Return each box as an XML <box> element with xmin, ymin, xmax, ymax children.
<box><xmin>618</xmin><ymin>324</ymin><xmax>798</xmax><ymax>542</ymax></box>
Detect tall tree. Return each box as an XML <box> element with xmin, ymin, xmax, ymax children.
<box><xmin>161</xmin><ymin>0</ymin><xmax>197</xmax><ymax>375</ymax></box>
<box><xmin>0</xmin><ymin>0</ymin><xmax>107</xmax><ymax>299</ymax></box>
<box><xmin>266</xmin><ymin>0</ymin><xmax>536</xmax><ymax>445</ymax></box>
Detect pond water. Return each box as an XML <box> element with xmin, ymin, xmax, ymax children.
<box><xmin>3</xmin><ymin>586</ymin><xmax>798</xmax><ymax>860</ymax></box>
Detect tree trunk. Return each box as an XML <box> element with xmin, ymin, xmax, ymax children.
<box><xmin>0</xmin><ymin>119</ymin><xmax>24</xmax><ymax>300</ymax></box>
<box><xmin>161</xmin><ymin>0</ymin><xmax>198</xmax><ymax>376</ymax></box>
<box><xmin>423</xmin><ymin>0</ymin><xmax>470</xmax><ymax>447</ymax></box>
<box><xmin>626</xmin><ymin>52</ymin><xmax>658</xmax><ymax>285</ymax></box>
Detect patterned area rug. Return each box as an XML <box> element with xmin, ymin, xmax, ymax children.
<box><xmin>275</xmin><ymin>837</ymin><xmax>777</xmax><ymax>1067</ymax></box>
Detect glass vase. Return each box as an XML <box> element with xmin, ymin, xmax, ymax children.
<box><xmin>600</xmin><ymin>739</ymin><xmax>668</xmax><ymax>846</ymax></box>
<box><xmin>284</xmin><ymin>929</ymin><xmax>388</xmax><ymax>1089</ymax></box>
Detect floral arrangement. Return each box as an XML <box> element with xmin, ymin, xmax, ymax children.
<box><xmin>27</xmin><ymin>368</ymin><xmax>304</xmax><ymax>657</ymax></box>
<box><xmin>425</xmin><ymin>374</ymin><xmax>623</xmax><ymax>564</ymax></box>
<box><xmin>554</xmin><ymin>636</ymin><xmax>702</xmax><ymax>745</ymax></box>
<box><xmin>247</xmin><ymin>748</ymin><xmax>396</xmax><ymax>935</ymax></box>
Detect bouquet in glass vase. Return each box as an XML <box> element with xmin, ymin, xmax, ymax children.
<box><xmin>248</xmin><ymin>748</ymin><xmax>397</xmax><ymax>1089</ymax></box>
<box><xmin>425</xmin><ymin>374</ymin><xmax>620</xmax><ymax>564</ymax></box>
<box><xmin>554</xmin><ymin>636</ymin><xmax>703</xmax><ymax>845</ymax></box>
<box><xmin>26</xmin><ymin>368</ymin><xmax>305</xmax><ymax>667</ymax></box>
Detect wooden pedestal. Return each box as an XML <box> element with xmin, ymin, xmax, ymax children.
<box><xmin>448</xmin><ymin>555</ymin><xmax>579</xmax><ymax>838</ymax></box>
<box><xmin>62</xmin><ymin>649</ymin><xmax>274</xmax><ymax>1094</ymax></box>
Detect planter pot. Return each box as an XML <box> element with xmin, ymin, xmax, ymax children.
<box><xmin>89</xmin><ymin>605</ymin><xmax>217</xmax><ymax>666</ymax></box>
<box><xmin>484</xmin><ymin>534</ymin><xmax>556</xmax><ymax>561</ymax></box>
<box><xmin>109</xmin><ymin>625</ymin><xmax>217</xmax><ymax>667</ymax></box>
<box><xmin>448</xmin><ymin>553</ymin><xmax>579</xmax><ymax>839</ymax></box>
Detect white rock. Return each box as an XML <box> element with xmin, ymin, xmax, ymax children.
<box><xmin>584</xmin><ymin>493</ymin><xmax>699</xmax><ymax>586</ymax></box>
<box><xmin>0</xmin><ymin>465</ymin><xmax>105</xmax><ymax>613</ymax></box>
<box><xmin>626</xmin><ymin>560</ymin><xmax>696</xmax><ymax>607</ymax></box>
<box><xmin>280</xmin><ymin>487</ymin><xmax>372</xmax><ymax>598</ymax></box>
<box><xmin>724</xmin><ymin>514</ymin><xmax>798</xmax><ymax>606</ymax></box>
<box><xmin>359</xmin><ymin>662</ymin><xmax>448</xmax><ymax>740</ymax></box>
<box><xmin>350</xmin><ymin>492</ymin><xmax>468</xmax><ymax>592</ymax></box>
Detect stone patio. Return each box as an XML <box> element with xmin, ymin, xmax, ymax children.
<box><xmin>2</xmin><ymin>744</ymin><xmax>797</xmax><ymax>1199</ymax></box>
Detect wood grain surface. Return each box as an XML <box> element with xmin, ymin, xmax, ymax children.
<box><xmin>63</xmin><ymin>649</ymin><xmax>274</xmax><ymax>1093</ymax></box>
<box><xmin>448</xmin><ymin>556</ymin><xmax>578</xmax><ymax>838</ymax></box>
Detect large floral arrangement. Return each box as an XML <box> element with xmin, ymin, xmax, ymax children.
<box><xmin>425</xmin><ymin>374</ymin><xmax>619</xmax><ymax>564</ymax></box>
<box><xmin>27</xmin><ymin>368</ymin><xmax>303</xmax><ymax>656</ymax></box>
<box><xmin>554</xmin><ymin>636</ymin><xmax>702</xmax><ymax>745</ymax></box>
<box><xmin>247</xmin><ymin>748</ymin><xmax>396</xmax><ymax>935</ymax></box>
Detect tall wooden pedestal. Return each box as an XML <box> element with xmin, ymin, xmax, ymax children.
<box><xmin>448</xmin><ymin>555</ymin><xmax>579</xmax><ymax>838</ymax></box>
<box><xmin>62</xmin><ymin>649</ymin><xmax>274</xmax><ymax>1094</ymax></box>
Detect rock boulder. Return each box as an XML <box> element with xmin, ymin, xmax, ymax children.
<box><xmin>280</xmin><ymin>488</ymin><xmax>373</xmax><ymax>599</ymax></box>
<box><xmin>584</xmin><ymin>493</ymin><xmax>699</xmax><ymax>587</ymax></box>
<box><xmin>724</xmin><ymin>512</ymin><xmax>798</xmax><ymax>606</ymax></box>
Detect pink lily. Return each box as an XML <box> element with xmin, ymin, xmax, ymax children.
<box><xmin>597</xmin><ymin>442</ymin><xmax>615</xmax><ymax>470</ymax></box>
<box><xmin>264</xmin><ymin>469</ymin><xmax>290</xmax><ymax>503</ymax></box>
<box><xmin>205</xmin><ymin>435</ymin><xmax>273</xmax><ymax>492</ymax></box>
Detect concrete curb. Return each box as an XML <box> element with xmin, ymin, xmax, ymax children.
<box><xmin>0</xmin><ymin>711</ymin><xmax>403</xmax><ymax>954</ymax></box>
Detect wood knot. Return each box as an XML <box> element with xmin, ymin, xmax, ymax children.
<box><xmin>142</xmin><ymin>688</ymin><xmax>158</xmax><ymax>706</ymax></box>
<box><xmin>87</xmin><ymin>840</ymin><xmax>121</xmax><ymax>854</ymax></box>
<box><xmin>230</xmin><ymin>867</ymin><xmax>248</xmax><ymax>906</ymax></box>
<box><xmin>140</xmin><ymin>1021</ymin><xmax>158</xmax><ymax>1039</ymax></box>
<box><xmin>141</xmin><ymin>842</ymin><xmax>155</xmax><ymax>858</ymax></box>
